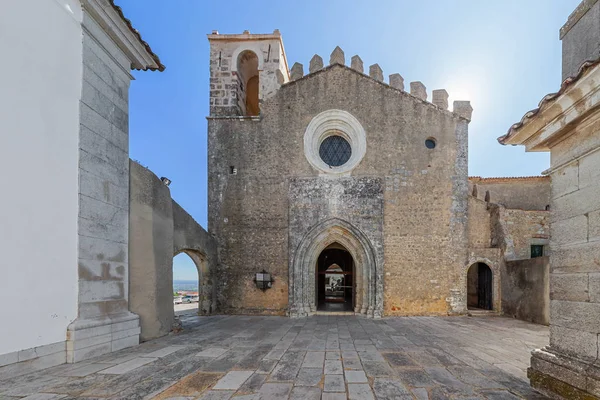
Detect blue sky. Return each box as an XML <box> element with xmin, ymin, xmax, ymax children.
<box><xmin>120</xmin><ymin>1</ymin><xmax>580</xmax><ymax>280</ymax></box>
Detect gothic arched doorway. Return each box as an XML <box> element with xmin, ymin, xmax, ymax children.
<box><xmin>467</xmin><ymin>262</ymin><xmax>493</xmax><ymax>310</ymax></box>
<box><xmin>317</xmin><ymin>243</ymin><xmax>354</xmax><ymax>311</ymax></box>
<box><xmin>289</xmin><ymin>218</ymin><xmax>382</xmax><ymax>317</ymax></box>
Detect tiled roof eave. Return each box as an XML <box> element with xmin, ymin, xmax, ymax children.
<box><xmin>108</xmin><ymin>0</ymin><xmax>165</xmax><ymax>71</ymax></box>
<box><xmin>498</xmin><ymin>58</ymin><xmax>600</xmax><ymax>145</ymax></box>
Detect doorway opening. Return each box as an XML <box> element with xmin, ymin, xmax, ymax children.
<box><xmin>467</xmin><ymin>262</ymin><xmax>493</xmax><ymax>310</ymax></box>
<box><xmin>173</xmin><ymin>252</ymin><xmax>200</xmax><ymax>317</ymax></box>
<box><xmin>317</xmin><ymin>243</ymin><xmax>354</xmax><ymax>312</ymax></box>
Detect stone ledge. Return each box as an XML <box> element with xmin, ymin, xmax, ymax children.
<box><xmin>66</xmin><ymin>312</ymin><xmax>140</xmax><ymax>363</ymax></box>
<box><xmin>529</xmin><ymin>347</ymin><xmax>600</xmax><ymax>399</ymax></box>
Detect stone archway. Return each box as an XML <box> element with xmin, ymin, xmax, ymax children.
<box><xmin>289</xmin><ymin>218</ymin><xmax>382</xmax><ymax>317</ymax></box>
<box><xmin>463</xmin><ymin>256</ymin><xmax>501</xmax><ymax>312</ymax></box>
<box><xmin>174</xmin><ymin>249</ymin><xmax>212</xmax><ymax>315</ymax></box>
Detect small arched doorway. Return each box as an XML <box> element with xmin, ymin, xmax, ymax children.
<box><xmin>317</xmin><ymin>243</ymin><xmax>354</xmax><ymax>312</ymax></box>
<box><xmin>467</xmin><ymin>262</ymin><xmax>493</xmax><ymax>310</ymax></box>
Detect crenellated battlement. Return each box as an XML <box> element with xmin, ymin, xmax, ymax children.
<box><xmin>286</xmin><ymin>46</ymin><xmax>473</xmax><ymax>120</ymax></box>
<box><xmin>208</xmin><ymin>32</ymin><xmax>472</xmax><ymax>121</ymax></box>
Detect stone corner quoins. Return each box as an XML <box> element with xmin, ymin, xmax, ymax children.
<box><xmin>303</xmin><ymin>109</ymin><xmax>367</xmax><ymax>176</ymax></box>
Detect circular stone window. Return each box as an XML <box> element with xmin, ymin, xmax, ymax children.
<box><xmin>304</xmin><ymin>109</ymin><xmax>366</xmax><ymax>174</ymax></box>
<box><xmin>425</xmin><ymin>138</ymin><xmax>437</xmax><ymax>149</ymax></box>
<box><xmin>319</xmin><ymin>135</ymin><xmax>352</xmax><ymax>167</ymax></box>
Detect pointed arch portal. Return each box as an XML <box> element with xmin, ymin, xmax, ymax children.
<box><xmin>289</xmin><ymin>218</ymin><xmax>382</xmax><ymax>317</ymax></box>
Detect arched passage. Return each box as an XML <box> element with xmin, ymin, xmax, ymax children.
<box><xmin>289</xmin><ymin>218</ymin><xmax>382</xmax><ymax>317</ymax></box>
<box><xmin>173</xmin><ymin>252</ymin><xmax>199</xmax><ymax>316</ymax></box>
<box><xmin>174</xmin><ymin>249</ymin><xmax>212</xmax><ymax>315</ymax></box>
<box><xmin>467</xmin><ymin>262</ymin><xmax>493</xmax><ymax>310</ymax></box>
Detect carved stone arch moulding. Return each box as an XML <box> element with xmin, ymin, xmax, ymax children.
<box><xmin>304</xmin><ymin>109</ymin><xmax>367</xmax><ymax>175</ymax></box>
<box><xmin>289</xmin><ymin>218</ymin><xmax>382</xmax><ymax>318</ymax></box>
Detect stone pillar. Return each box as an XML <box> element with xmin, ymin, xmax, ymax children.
<box><xmin>529</xmin><ymin>146</ymin><xmax>600</xmax><ymax>398</ymax></box>
<box><xmin>66</xmin><ymin>9</ymin><xmax>142</xmax><ymax>364</ymax></box>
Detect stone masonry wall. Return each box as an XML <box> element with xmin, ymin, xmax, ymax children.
<box><xmin>67</xmin><ymin>15</ymin><xmax>140</xmax><ymax>363</ymax></box>
<box><xmin>468</xmin><ymin>196</ymin><xmax>492</xmax><ymax>249</ymax></box>
<box><xmin>208</xmin><ymin>65</ymin><xmax>469</xmax><ymax>315</ymax></box>
<box><xmin>502</xmin><ymin>256</ymin><xmax>550</xmax><ymax>325</ymax></box>
<box><xmin>469</xmin><ymin>177</ymin><xmax>550</xmax><ymax>211</ymax></box>
<box><xmin>502</xmin><ymin>209</ymin><xmax>549</xmax><ymax>260</ymax></box>
<box><xmin>129</xmin><ymin>160</ymin><xmax>217</xmax><ymax>341</ymax></box>
<box><xmin>548</xmin><ymin>131</ymin><xmax>600</xmax><ymax>362</ymax></box>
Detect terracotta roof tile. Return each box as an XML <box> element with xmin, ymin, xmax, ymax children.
<box><xmin>469</xmin><ymin>176</ymin><xmax>549</xmax><ymax>183</ymax></box>
<box><xmin>498</xmin><ymin>58</ymin><xmax>600</xmax><ymax>144</ymax></box>
<box><xmin>109</xmin><ymin>0</ymin><xmax>165</xmax><ymax>71</ymax></box>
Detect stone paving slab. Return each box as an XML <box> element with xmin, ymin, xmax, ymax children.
<box><xmin>0</xmin><ymin>315</ymin><xmax>551</xmax><ymax>399</ymax></box>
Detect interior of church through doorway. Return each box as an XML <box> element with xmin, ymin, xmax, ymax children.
<box><xmin>317</xmin><ymin>243</ymin><xmax>354</xmax><ymax>312</ymax></box>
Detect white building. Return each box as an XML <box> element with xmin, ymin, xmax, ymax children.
<box><xmin>0</xmin><ymin>0</ymin><xmax>162</xmax><ymax>374</ymax></box>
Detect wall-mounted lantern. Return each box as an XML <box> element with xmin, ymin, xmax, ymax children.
<box><xmin>160</xmin><ymin>177</ymin><xmax>171</xmax><ymax>186</ymax></box>
<box><xmin>254</xmin><ymin>270</ymin><xmax>274</xmax><ymax>291</ymax></box>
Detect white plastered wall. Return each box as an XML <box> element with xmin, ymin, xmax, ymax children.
<box><xmin>0</xmin><ymin>0</ymin><xmax>82</xmax><ymax>355</ymax></box>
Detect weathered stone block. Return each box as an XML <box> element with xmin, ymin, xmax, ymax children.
<box><xmin>550</xmin><ymin>325</ymin><xmax>598</xmax><ymax>360</ymax></box>
<box><xmin>79</xmin><ymin>148</ymin><xmax>128</xmax><ymax>188</ymax></box>
<box><xmin>351</xmin><ymin>55</ymin><xmax>363</xmax><ymax>73</ymax></box>
<box><xmin>551</xmin><ymin>241</ymin><xmax>600</xmax><ymax>273</ymax></box>
<box><xmin>551</xmin><ymin>273</ymin><xmax>589</xmax><ymax>302</ymax></box>
<box><xmin>81</xmin><ymin>82</ymin><xmax>128</xmax><ymax>133</ymax></box>
<box><xmin>80</xmin><ymin>102</ymin><xmax>128</xmax><ymax>151</ymax></box>
<box><xmin>410</xmin><ymin>81</ymin><xmax>427</xmax><ymax>100</ymax></box>
<box><xmin>579</xmin><ymin>149</ymin><xmax>600</xmax><ymax>189</ymax></box>
<box><xmin>551</xmin><ymin>300</ymin><xmax>600</xmax><ymax>333</ymax></box>
<box><xmin>369</xmin><ymin>64</ymin><xmax>383</xmax><ymax>81</ymax></box>
<box><xmin>309</xmin><ymin>54</ymin><xmax>323</xmax><ymax>73</ymax></box>
<box><xmin>79</xmin><ymin>194</ymin><xmax>128</xmax><ymax>228</ymax></box>
<box><xmin>552</xmin><ymin>183</ymin><xmax>600</xmax><ymax>223</ymax></box>
<box><xmin>553</xmin><ymin>162</ymin><xmax>580</xmax><ymax>198</ymax></box>
<box><xmin>551</xmin><ymin>214</ymin><xmax>588</xmax><ymax>245</ymax></box>
<box><xmin>388</xmin><ymin>73</ymin><xmax>404</xmax><ymax>90</ymax></box>
<box><xmin>432</xmin><ymin>89</ymin><xmax>449</xmax><ymax>110</ymax></box>
<box><xmin>79</xmin><ymin>169</ymin><xmax>128</xmax><ymax>211</ymax></box>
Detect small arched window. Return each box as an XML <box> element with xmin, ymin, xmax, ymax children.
<box><xmin>237</xmin><ymin>51</ymin><xmax>259</xmax><ymax>116</ymax></box>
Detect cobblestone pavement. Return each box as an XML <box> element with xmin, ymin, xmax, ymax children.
<box><xmin>0</xmin><ymin>315</ymin><xmax>550</xmax><ymax>399</ymax></box>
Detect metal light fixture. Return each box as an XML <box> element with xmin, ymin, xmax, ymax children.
<box><xmin>160</xmin><ymin>177</ymin><xmax>171</xmax><ymax>186</ymax></box>
<box><xmin>254</xmin><ymin>269</ymin><xmax>274</xmax><ymax>291</ymax></box>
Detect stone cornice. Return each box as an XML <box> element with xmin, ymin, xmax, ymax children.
<box><xmin>501</xmin><ymin>63</ymin><xmax>600</xmax><ymax>151</ymax></box>
<box><xmin>81</xmin><ymin>0</ymin><xmax>163</xmax><ymax>71</ymax></box>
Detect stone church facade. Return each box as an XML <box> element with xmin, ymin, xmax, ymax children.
<box><xmin>207</xmin><ymin>32</ymin><xmax>549</xmax><ymax>318</ymax></box>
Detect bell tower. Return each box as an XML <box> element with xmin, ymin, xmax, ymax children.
<box><xmin>207</xmin><ymin>30</ymin><xmax>290</xmax><ymax>117</ymax></box>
